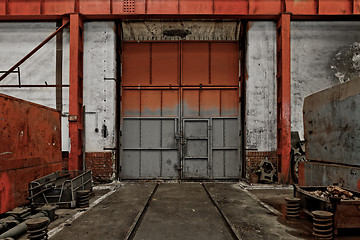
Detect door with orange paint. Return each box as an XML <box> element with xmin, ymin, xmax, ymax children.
<box><xmin>121</xmin><ymin>41</ymin><xmax>240</xmax><ymax>179</ymax></box>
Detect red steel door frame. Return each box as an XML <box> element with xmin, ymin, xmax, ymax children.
<box><xmin>276</xmin><ymin>13</ymin><xmax>291</xmax><ymax>183</ymax></box>
<box><xmin>68</xmin><ymin>13</ymin><xmax>84</xmax><ymax>171</ymax></box>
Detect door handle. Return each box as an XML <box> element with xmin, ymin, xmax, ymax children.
<box><xmin>183</xmin><ymin>139</ymin><xmax>187</xmax><ymax>154</ymax></box>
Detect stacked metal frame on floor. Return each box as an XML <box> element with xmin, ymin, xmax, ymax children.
<box><xmin>29</xmin><ymin>170</ymin><xmax>92</xmax><ymax>208</ymax></box>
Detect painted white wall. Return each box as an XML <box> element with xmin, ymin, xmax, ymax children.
<box><xmin>0</xmin><ymin>22</ymin><xmax>57</xmax><ymax>108</ymax></box>
<box><xmin>246</xmin><ymin>22</ymin><xmax>277</xmax><ymax>152</ymax></box>
<box><xmin>83</xmin><ymin>22</ymin><xmax>117</xmax><ymax>152</ymax></box>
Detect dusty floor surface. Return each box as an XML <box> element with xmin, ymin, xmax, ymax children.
<box><xmin>15</xmin><ymin>182</ymin><xmax>360</xmax><ymax>240</ymax></box>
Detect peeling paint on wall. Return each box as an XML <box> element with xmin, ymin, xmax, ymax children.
<box><xmin>83</xmin><ymin>22</ymin><xmax>116</xmax><ymax>152</ymax></box>
<box><xmin>246</xmin><ymin>22</ymin><xmax>277</xmax><ymax>152</ymax></box>
<box><xmin>331</xmin><ymin>42</ymin><xmax>360</xmax><ymax>83</ymax></box>
<box><xmin>122</xmin><ymin>21</ymin><xmax>240</xmax><ymax>41</ymax></box>
<box><xmin>291</xmin><ymin>21</ymin><xmax>360</xmax><ymax>140</ymax></box>
<box><xmin>0</xmin><ymin>22</ymin><xmax>57</xmax><ymax>108</ymax></box>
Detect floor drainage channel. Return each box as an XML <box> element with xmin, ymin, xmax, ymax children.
<box><xmin>201</xmin><ymin>183</ymin><xmax>240</xmax><ymax>240</ymax></box>
<box><xmin>126</xmin><ymin>183</ymin><xmax>159</xmax><ymax>240</ymax></box>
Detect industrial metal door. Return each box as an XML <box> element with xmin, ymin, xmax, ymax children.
<box><xmin>182</xmin><ymin>119</ymin><xmax>210</xmax><ymax>178</ymax></box>
<box><xmin>121</xmin><ymin>42</ymin><xmax>240</xmax><ymax>179</ymax></box>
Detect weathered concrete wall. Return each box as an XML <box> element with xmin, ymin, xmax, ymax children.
<box><xmin>246</xmin><ymin>22</ymin><xmax>277</xmax><ymax>152</ymax></box>
<box><xmin>0</xmin><ymin>94</ymin><xmax>61</xmax><ymax>214</ymax></box>
<box><xmin>82</xmin><ymin>22</ymin><xmax>117</xmax><ymax>181</ymax></box>
<box><xmin>83</xmin><ymin>22</ymin><xmax>117</xmax><ymax>153</ymax></box>
<box><xmin>291</xmin><ymin>22</ymin><xmax>360</xmax><ymax>140</ymax></box>
<box><xmin>0</xmin><ymin>22</ymin><xmax>57</xmax><ymax>107</ymax></box>
<box><xmin>122</xmin><ymin>21</ymin><xmax>240</xmax><ymax>41</ymax></box>
<box><xmin>245</xmin><ymin>21</ymin><xmax>360</xmax><ymax>150</ymax></box>
<box><xmin>0</xmin><ymin>22</ymin><xmax>117</xmax><ymax>181</ymax></box>
<box><xmin>61</xmin><ymin>22</ymin><xmax>117</xmax><ymax>155</ymax></box>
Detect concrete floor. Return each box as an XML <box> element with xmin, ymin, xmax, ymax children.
<box><xmin>35</xmin><ymin>182</ymin><xmax>360</xmax><ymax>240</ymax></box>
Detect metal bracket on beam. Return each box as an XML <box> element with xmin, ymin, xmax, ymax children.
<box><xmin>68</xmin><ymin>115</ymin><xmax>78</xmax><ymax>122</ymax></box>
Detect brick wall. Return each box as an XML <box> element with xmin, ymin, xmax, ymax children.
<box><xmin>85</xmin><ymin>152</ymin><xmax>114</xmax><ymax>182</ymax></box>
<box><xmin>246</xmin><ymin>151</ymin><xmax>277</xmax><ymax>183</ymax></box>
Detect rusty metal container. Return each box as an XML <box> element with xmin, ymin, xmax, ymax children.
<box><xmin>303</xmin><ymin>78</ymin><xmax>360</xmax><ymax>167</ymax></box>
<box><xmin>294</xmin><ymin>185</ymin><xmax>360</xmax><ymax>234</ymax></box>
<box><xmin>0</xmin><ymin>93</ymin><xmax>61</xmax><ymax>214</ymax></box>
<box><xmin>301</xmin><ymin>78</ymin><xmax>360</xmax><ymax>192</ymax></box>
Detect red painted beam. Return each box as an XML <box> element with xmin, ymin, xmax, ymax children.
<box><xmin>68</xmin><ymin>13</ymin><xmax>84</xmax><ymax>171</ymax></box>
<box><xmin>0</xmin><ymin>0</ymin><xmax>359</xmax><ymax>17</ymax></box>
<box><xmin>276</xmin><ymin>13</ymin><xmax>291</xmax><ymax>183</ymax></box>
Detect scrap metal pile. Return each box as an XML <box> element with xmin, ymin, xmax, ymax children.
<box><xmin>310</xmin><ymin>185</ymin><xmax>360</xmax><ymax>200</ymax></box>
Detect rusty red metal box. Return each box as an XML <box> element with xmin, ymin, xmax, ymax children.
<box><xmin>0</xmin><ymin>93</ymin><xmax>62</xmax><ymax>214</ymax></box>
<box><xmin>294</xmin><ymin>185</ymin><xmax>360</xmax><ymax>234</ymax></box>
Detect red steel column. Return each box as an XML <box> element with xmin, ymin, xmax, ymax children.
<box><xmin>69</xmin><ymin>13</ymin><xmax>84</xmax><ymax>170</ymax></box>
<box><xmin>276</xmin><ymin>13</ymin><xmax>291</xmax><ymax>183</ymax></box>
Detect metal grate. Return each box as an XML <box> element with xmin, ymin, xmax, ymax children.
<box><xmin>124</xmin><ymin>0</ymin><xmax>135</xmax><ymax>13</ymax></box>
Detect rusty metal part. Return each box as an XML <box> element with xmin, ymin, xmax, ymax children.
<box><xmin>285</xmin><ymin>197</ymin><xmax>300</xmax><ymax>218</ymax></box>
<box><xmin>6</xmin><ymin>207</ymin><xmax>31</xmax><ymax>221</ymax></box>
<box><xmin>313</xmin><ymin>222</ymin><xmax>333</xmax><ymax>228</ymax></box>
<box><xmin>285</xmin><ymin>197</ymin><xmax>300</xmax><ymax>203</ymax></box>
<box><xmin>276</xmin><ymin>13</ymin><xmax>291</xmax><ymax>184</ymax></box>
<box><xmin>1</xmin><ymin>0</ymin><xmax>360</xmax><ymax>19</ymax></box>
<box><xmin>29</xmin><ymin>170</ymin><xmax>92</xmax><ymax>208</ymax></box>
<box><xmin>290</xmin><ymin>131</ymin><xmax>307</xmax><ymax>183</ymax></box>
<box><xmin>35</xmin><ymin>205</ymin><xmax>57</xmax><ymax>222</ymax></box>
<box><xmin>258</xmin><ymin>158</ymin><xmax>276</xmax><ymax>183</ymax></box>
<box><xmin>327</xmin><ymin>186</ymin><xmax>353</xmax><ymax>198</ymax></box>
<box><xmin>26</xmin><ymin>217</ymin><xmax>50</xmax><ymax>240</ymax></box>
<box><xmin>0</xmin><ymin>216</ymin><xmax>19</xmax><ymax>235</ymax></box>
<box><xmin>68</xmin><ymin>13</ymin><xmax>84</xmax><ymax>171</ymax></box>
<box><xmin>312</xmin><ymin>211</ymin><xmax>333</xmax><ymax>219</ymax></box>
<box><xmin>308</xmin><ymin>186</ymin><xmax>357</xmax><ymax>200</ymax></box>
<box><xmin>0</xmin><ymin>212</ymin><xmax>46</xmax><ymax>239</ymax></box>
<box><xmin>77</xmin><ymin>190</ymin><xmax>91</xmax><ymax>208</ymax></box>
<box><xmin>295</xmin><ymin>185</ymin><xmax>360</xmax><ymax>235</ymax></box>
<box><xmin>312</xmin><ymin>211</ymin><xmax>333</xmax><ymax>240</ymax></box>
